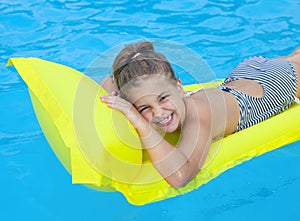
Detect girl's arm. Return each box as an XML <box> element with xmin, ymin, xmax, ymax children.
<box><xmin>100</xmin><ymin>95</ymin><xmax>212</xmax><ymax>188</ymax></box>
<box><xmin>140</xmin><ymin>99</ymin><xmax>212</xmax><ymax>187</ymax></box>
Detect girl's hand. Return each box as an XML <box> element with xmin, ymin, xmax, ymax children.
<box><xmin>100</xmin><ymin>93</ymin><xmax>146</xmax><ymax>129</ymax></box>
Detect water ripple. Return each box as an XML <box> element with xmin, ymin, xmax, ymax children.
<box><xmin>200</xmin><ymin>177</ymin><xmax>299</xmax><ymax>218</ymax></box>
<box><xmin>0</xmin><ymin>131</ymin><xmax>43</xmax><ymax>149</ymax></box>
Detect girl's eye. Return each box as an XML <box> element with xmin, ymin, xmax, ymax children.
<box><xmin>138</xmin><ymin>106</ymin><xmax>149</xmax><ymax>113</ymax></box>
<box><xmin>159</xmin><ymin>95</ymin><xmax>169</xmax><ymax>102</ymax></box>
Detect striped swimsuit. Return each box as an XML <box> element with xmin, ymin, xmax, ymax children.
<box><xmin>219</xmin><ymin>56</ymin><xmax>298</xmax><ymax>132</ymax></box>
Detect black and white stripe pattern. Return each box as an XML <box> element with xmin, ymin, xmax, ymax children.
<box><xmin>219</xmin><ymin>56</ymin><xmax>298</xmax><ymax>132</ymax></box>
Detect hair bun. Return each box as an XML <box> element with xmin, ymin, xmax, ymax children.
<box><xmin>137</xmin><ymin>41</ymin><xmax>154</xmax><ymax>53</ymax></box>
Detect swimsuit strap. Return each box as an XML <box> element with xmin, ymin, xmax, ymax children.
<box><xmin>184</xmin><ymin>88</ymin><xmax>203</xmax><ymax>97</ymax></box>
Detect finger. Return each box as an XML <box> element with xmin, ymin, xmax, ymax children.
<box><xmin>101</xmin><ymin>95</ymin><xmax>122</xmax><ymax>103</ymax></box>
<box><xmin>100</xmin><ymin>94</ymin><xmax>116</xmax><ymax>102</ymax></box>
<box><xmin>100</xmin><ymin>95</ymin><xmax>131</xmax><ymax>110</ymax></box>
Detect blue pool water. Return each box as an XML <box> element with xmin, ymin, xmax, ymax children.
<box><xmin>1</xmin><ymin>0</ymin><xmax>300</xmax><ymax>220</ymax></box>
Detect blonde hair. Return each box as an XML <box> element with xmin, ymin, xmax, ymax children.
<box><xmin>112</xmin><ymin>41</ymin><xmax>176</xmax><ymax>89</ymax></box>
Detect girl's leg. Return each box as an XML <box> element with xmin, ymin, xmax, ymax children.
<box><xmin>280</xmin><ymin>47</ymin><xmax>300</xmax><ymax>98</ymax></box>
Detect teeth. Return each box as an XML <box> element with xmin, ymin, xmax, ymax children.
<box><xmin>158</xmin><ymin>115</ymin><xmax>171</xmax><ymax>125</ymax></box>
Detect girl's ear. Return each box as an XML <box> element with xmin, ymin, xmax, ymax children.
<box><xmin>176</xmin><ymin>78</ymin><xmax>184</xmax><ymax>96</ymax></box>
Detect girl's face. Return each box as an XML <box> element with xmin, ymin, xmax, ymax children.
<box><xmin>122</xmin><ymin>75</ymin><xmax>186</xmax><ymax>133</ymax></box>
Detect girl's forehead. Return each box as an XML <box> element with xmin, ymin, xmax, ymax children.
<box><xmin>138</xmin><ymin>74</ymin><xmax>174</xmax><ymax>83</ymax></box>
<box><xmin>124</xmin><ymin>75</ymin><xmax>175</xmax><ymax>91</ymax></box>
<box><xmin>123</xmin><ymin>76</ymin><xmax>177</xmax><ymax>102</ymax></box>
<box><xmin>132</xmin><ymin>77</ymin><xmax>175</xmax><ymax>93</ymax></box>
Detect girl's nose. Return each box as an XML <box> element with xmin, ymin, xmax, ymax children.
<box><xmin>152</xmin><ymin>106</ymin><xmax>163</xmax><ymax>117</ymax></box>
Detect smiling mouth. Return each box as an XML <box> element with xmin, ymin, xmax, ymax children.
<box><xmin>156</xmin><ymin>113</ymin><xmax>174</xmax><ymax>127</ymax></box>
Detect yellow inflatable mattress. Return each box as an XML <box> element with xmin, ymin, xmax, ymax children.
<box><xmin>7</xmin><ymin>57</ymin><xmax>300</xmax><ymax>205</ymax></box>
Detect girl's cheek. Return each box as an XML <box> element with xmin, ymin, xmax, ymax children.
<box><xmin>141</xmin><ymin>112</ymin><xmax>152</xmax><ymax>122</ymax></box>
<box><xmin>162</xmin><ymin>99</ymin><xmax>175</xmax><ymax>108</ymax></box>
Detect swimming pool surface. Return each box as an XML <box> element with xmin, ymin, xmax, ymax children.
<box><xmin>1</xmin><ymin>0</ymin><xmax>300</xmax><ymax>220</ymax></box>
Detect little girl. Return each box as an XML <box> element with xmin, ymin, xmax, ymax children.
<box><xmin>100</xmin><ymin>41</ymin><xmax>300</xmax><ymax>188</ymax></box>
